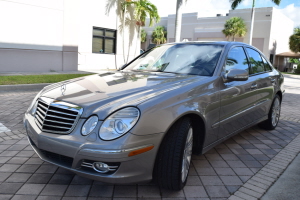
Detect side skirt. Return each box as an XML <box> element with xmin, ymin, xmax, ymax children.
<box><xmin>201</xmin><ymin>115</ymin><xmax>268</xmax><ymax>154</ymax></box>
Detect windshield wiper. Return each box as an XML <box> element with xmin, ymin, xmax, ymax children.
<box><xmin>155</xmin><ymin>70</ymin><xmax>181</xmax><ymax>75</ymax></box>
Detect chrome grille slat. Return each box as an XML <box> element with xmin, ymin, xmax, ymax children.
<box><xmin>43</xmin><ymin>123</ymin><xmax>72</xmax><ymax>129</ymax></box>
<box><xmin>37</xmin><ymin>107</ymin><xmax>47</xmax><ymax>116</ymax></box>
<box><xmin>47</xmin><ymin>109</ymin><xmax>78</xmax><ymax>117</ymax></box>
<box><xmin>34</xmin><ymin>97</ymin><xmax>83</xmax><ymax>134</ymax></box>
<box><xmin>38</xmin><ymin>103</ymin><xmax>48</xmax><ymax>111</ymax></box>
<box><xmin>44</xmin><ymin>119</ymin><xmax>74</xmax><ymax>125</ymax></box>
<box><xmin>46</xmin><ymin>114</ymin><xmax>74</xmax><ymax>121</ymax></box>
<box><xmin>36</xmin><ymin>111</ymin><xmax>44</xmax><ymax>119</ymax></box>
<box><xmin>35</xmin><ymin>114</ymin><xmax>43</xmax><ymax>125</ymax></box>
<box><xmin>35</xmin><ymin>119</ymin><xmax>43</xmax><ymax>129</ymax></box>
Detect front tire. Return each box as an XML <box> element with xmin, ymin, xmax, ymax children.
<box><xmin>259</xmin><ymin>94</ymin><xmax>281</xmax><ymax>130</ymax></box>
<box><xmin>153</xmin><ymin>118</ymin><xmax>193</xmax><ymax>190</ymax></box>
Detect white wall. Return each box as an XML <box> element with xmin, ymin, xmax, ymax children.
<box><xmin>0</xmin><ymin>0</ymin><xmax>64</xmax><ymax>51</ymax></box>
<box><xmin>0</xmin><ymin>0</ymin><xmax>79</xmax><ymax>72</ymax></box>
<box><xmin>0</xmin><ymin>0</ymin><xmax>140</xmax><ymax>72</ymax></box>
<box><xmin>77</xmin><ymin>0</ymin><xmax>140</xmax><ymax>71</ymax></box>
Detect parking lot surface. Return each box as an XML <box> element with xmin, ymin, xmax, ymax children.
<box><xmin>0</xmin><ymin>74</ymin><xmax>299</xmax><ymax>200</ymax></box>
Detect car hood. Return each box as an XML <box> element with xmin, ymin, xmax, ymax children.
<box><xmin>41</xmin><ymin>71</ymin><xmax>208</xmax><ymax>119</ymax></box>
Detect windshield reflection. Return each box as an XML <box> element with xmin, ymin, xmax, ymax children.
<box><xmin>124</xmin><ymin>44</ymin><xmax>224</xmax><ymax>76</ymax></box>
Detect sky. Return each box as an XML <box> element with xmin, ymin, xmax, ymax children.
<box><xmin>149</xmin><ymin>0</ymin><xmax>300</xmax><ymax>27</ymax></box>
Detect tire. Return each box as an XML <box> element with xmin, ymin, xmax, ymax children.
<box><xmin>153</xmin><ymin>117</ymin><xmax>193</xmax><ymax>190</ymax></box>
<box><xmin>259</xmin><ymin>94</ymin><xmax>281</xmax><ymax>130</ymax></box>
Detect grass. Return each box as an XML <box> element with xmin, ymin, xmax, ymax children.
<box><xmin>0</xmin><ymin>74</ymin><xmax>94</xmax><ymax>85</ymax></box>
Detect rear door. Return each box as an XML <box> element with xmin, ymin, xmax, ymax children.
<box><xmin>218</xmin><ymin>46</ymin><xmax>259</xmax><ymax>139</ymax></box>
<box><xmin>245</xmin><ymin>47</ymin><xmax>276</xmax><ymax>119</ymax></box>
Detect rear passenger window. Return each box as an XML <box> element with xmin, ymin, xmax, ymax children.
<box><xmin>261</xmin><ymin>56</ymin><xmax>273</xmax><ymax>71</ymax></box>
<box><xmin>225</xmin><ymin>47</ymin><xmax>249</xmax><ymax>73</ymax></box>
<box><xmin>246</xmin><ymin>48</ymin><xmax>265</xmax><ymax>74</ymax></box>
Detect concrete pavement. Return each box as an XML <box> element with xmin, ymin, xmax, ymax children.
<box><xmin>261</xmin><ymin>154</ymin><xmax>300</xmax><ymax>200</ymax></box>
<box><xmin>0</xmin><ymin>74</ymin><xmax>299</xmax><ymax>199</ymax></box>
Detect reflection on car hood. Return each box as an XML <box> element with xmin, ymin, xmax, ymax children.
<box><xmin>41</xmin><ymin>71</ymin><xmax>208</xmax><ymax>118</ymax></box>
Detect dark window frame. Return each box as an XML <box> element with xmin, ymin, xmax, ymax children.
<box><xmin>92</xmin><ymin>27</ymin><xmax>117</xmax><ymax>54</ymax></box>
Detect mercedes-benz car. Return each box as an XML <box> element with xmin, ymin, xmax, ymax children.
<box><xmin>24</xmin><ymin>41</ymin><xmax>284</xmax><ymax>190</ymax></box>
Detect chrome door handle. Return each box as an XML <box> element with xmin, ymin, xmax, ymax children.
<box><xmin>250</xmin><ymin>84</ymin><xmax>257</xmax><ymax>89</ymax></box>
<box><xmin>270</xmin><ymin>79</ymin><xmax>276</xmax><ymax>83</ymax></box>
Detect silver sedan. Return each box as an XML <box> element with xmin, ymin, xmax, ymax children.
<box><xmin>24</xmin><ymin>41</ymin><xmax>284</xmax><ymax>190</ymax></box>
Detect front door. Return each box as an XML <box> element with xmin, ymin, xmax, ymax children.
<box><xmin>218</xmin><ymin>46</ymin><xmax>259</xmax><ymax>139</ymax></box>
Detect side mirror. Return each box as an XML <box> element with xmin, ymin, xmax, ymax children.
<box><xmin>224</xmin><ymin>69</ymin><xmax>248</xmax><ymax>81</ymax></box>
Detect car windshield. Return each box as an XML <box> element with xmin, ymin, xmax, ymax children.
<box><xmin>123</xmin><ymin>43</ymin><xmax>224</xmax><ymax>76</ymax></box>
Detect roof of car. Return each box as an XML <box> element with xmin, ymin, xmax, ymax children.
<box><xmin>167</xmin><ymin>41</ymin><xmax>246</xmax><ymax>46</ymax></box>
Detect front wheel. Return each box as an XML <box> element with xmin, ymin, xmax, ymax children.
<box><xmin>259</xmin><ymin>94</ymin><xmax>281</xmax><ymax>130</ymax></box>
<box><xmin>153</xmin><ymin>118</ymin><xmax>193</xmax><ymax>190</ymax></box>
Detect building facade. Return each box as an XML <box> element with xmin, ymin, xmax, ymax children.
<box><xmin>0</xmin><ymin>0</ymin><xmax>140</xmax><ymax>72</ymax></box>
<box><xmin>143</xmin><ymin>7</ymin><xmax>294</xmax><ymax>71</ymax></box>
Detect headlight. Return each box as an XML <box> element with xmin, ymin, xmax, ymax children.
<box><xmin>81</xmin><ymin>116</ymin><xmax>98</xmax><ymax>136</ymax></box>
<box><xmin>99</xmin><ymin>107</ymin><xmax>140</xmax><ymax>140</ymax></box>
<box><xmin>27</xmin><ymin>90</ymin><xmax>43</xmax><ymax>114</ymax></box>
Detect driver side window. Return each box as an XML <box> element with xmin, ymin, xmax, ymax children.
<box><xmin>225</xmin><ymin>47</ymin><xmax>249</xmax><ymax>73</ymax></box>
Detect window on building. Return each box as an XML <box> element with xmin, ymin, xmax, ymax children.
<box><xmin>92</xmin><ymin>27</ymin><xmax>116</xmax><ymax>54</ymax></box>
<box><xmin>269</xmin><ymin>54</ymin><xmax>274</xmax><ymax>64</ymax></box>
<box><xmin>246</xmin><ymin>48</ymin><xmax>265</xmax><ymax>74</ymax></box>
<box><xmin>225</xmin><ymin>47</ymin><xmax>249</xmax><ymax>73</ymax></box>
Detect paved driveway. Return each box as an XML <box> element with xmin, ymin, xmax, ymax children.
<box><xmin>0</xmin><ymin>74</ymin><xmax>299</xmax><ymax>200</ymax></box>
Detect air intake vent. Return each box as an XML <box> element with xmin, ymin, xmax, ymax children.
<box><xmin>34</xmin><ymin>97</ymin><xmax>83</xmax><ymax>134</ymax></box>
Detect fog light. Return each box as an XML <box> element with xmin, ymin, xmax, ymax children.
<box><xmin>93</xmin><ymin>162</ymin><xmax>110</xmax><ymax>173</ymax></box>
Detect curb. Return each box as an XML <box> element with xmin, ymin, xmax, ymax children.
<box><xmin>228</xmin><ymin>127</ymin><xmax>300</xmax><ymax>200</ymax></box>
<box><xmin>0</xmin><ymin>83</ymin><xmax>50</xmax><ymax>93</ymax></box>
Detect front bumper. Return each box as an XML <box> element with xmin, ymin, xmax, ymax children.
<box><xmin>24</xmin><ymin>113</ymin><xmax>164</xmax><ymax>184</ymax></box>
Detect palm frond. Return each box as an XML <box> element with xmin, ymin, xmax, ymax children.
<box><xmin>222</xmin><ymin>17</ymin><xmax>247</xmax><ymax>40</ymax></box>
<box><xmin>272</xmin><ymin>0</ymin><xmax>281</xmax><ymax>6</ymax></box>
<box><xmin>230</xmin><ymin>0</ymin><xmax>243</xmax><ymax>10</ymax></box>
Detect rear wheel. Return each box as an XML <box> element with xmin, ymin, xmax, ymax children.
<box><xmin>259</xmin><ymin>94</ymin><xmax>281</xmax><ymax>130</ymax></box>
<box><xmin>154</xmin><ymin>118</ymin><xmax>193</xmax><ymax>190</ymax></box>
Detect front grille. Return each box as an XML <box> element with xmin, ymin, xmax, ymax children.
<box><xmin>39</xmin><ymin>149</ymin><xmax>73</xmax><ymax>168</ymax></box>
<box><xmin>34</xmin><ymin>97</ymin><xmax>83</xmax><ymax>134</ymax></box>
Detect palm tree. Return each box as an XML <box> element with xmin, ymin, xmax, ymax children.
<box><xmin>105</xmin><ymin>0</ymin><xmax>134</xmax><ymax>63</ymax></box>
<box><xmin>131</xmin><ymin>0</ymin><xmax>160</xmax><ymax>37</ymax></box>
<box><xmin>230</xmin><ymin>0</ymin><xmax>281</xmax><ymax>45</ymax></box>
<box><xmin>141</xmin><ymin>29</ymin><xmax>147</xmax><ymax>43</ymax></box>
<box><xmin>152</xmin><ymin>26</ymin><xmax>167</xmax><ymax>45</ymax></box>
<box><xmin>289</xmin><ymin>27</ymin><xmax>300</xmax><ymax>53</ymax></box>
<box><xmin>222</xmin><ymin>17</ymin><xmax>247</xmax><ymax>41</ymax></box>
<box><xmin>174</xmin><ymin>0</ymin><xmax>187</xmax><ymax>42</ymax></box>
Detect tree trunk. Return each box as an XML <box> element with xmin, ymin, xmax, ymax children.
<box><xmin>249</xmin><ymin>0</ymin><xmax>256</xmax><ymax>45</ymax></box>
<box><xmin>122</xmin><ymin>8</ymin><xmax>126</xmax><ymax>64</ymax></box>
<box><xmin>175</xmin><ymin>0</ymin><xmax>183</xmax><ymax>42</ymax></box>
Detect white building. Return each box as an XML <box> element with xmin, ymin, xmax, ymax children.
<box><xmin>143</xmin><ymin>7</ymin><xmax>294</xmax><ymax>71</ymax></box>
<box><xmin>0</xmin><ymin>0</ymin><xmax>140</xmax><ymax>72</ymax></box>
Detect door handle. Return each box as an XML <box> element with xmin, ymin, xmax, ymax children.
<box><xmin>270</xmin><ymin>79</ymin><xmax>276</xmax><ymax>83</ymax></box>
<box><xmin>250</xmin><ymin>84</ymin><xmax>257</xmax><ymax>89</ymax></box>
